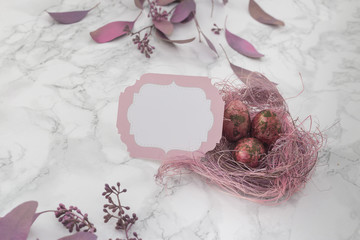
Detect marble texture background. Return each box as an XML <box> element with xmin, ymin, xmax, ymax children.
<box><xmin>0</xmin><ymin>0</ymin><xmax>359</xmax><ymax>239</ymax></box>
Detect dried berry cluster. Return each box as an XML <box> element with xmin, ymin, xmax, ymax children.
<box><xmin>148</xmin><ymin>0</ymin><xmax>169</xmax><ymax>21</ymax></box>
<box><xmin>55</xmin><ymin>204</ymin><xmax>96</xmax><ymax>233</ymax></box>
<box><xmin>50</xmin><ymin>182</ymin><xmax>141</xmax><ymax>239</ymax></box>
<box><xmin>132</xmin><ymin>32</ymin><xmax>156</xmax><ymax>58</ymax></box>
<box><xmin>103</xmin><ymin>183</ymin><xmax>142</xmax><ymax>240</ymax></box>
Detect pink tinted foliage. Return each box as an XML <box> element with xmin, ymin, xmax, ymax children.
<box><xmin>249</xmin><ymin>0</ymin><xmax>285</xmax><ymax>26</ymax></box>
<box><xmin>180</xmin><ymin>11</ymin><xmax>195</xmax><ymax>23</ymax></box>
<box><xmin>225</xmin><ymin>27</ymin><xmax>264</xmax><ymax>58</ymax></box>
<box><xmin>201</xmin><ymin>32</ymin><xmax>218</xmax><ymax>56</ymax></box>
<box><xmin>227</xmin><ymin>59</ymin><xmax>279</xmax><ymax>88</ymax></box>
<box><xmin>155</xmin><ymin>29</ymin><xmax>195</xmax><ymax>44</ymax></box>
<box><xmin>170</xmin><ymin>0</ymin><xmax>196</xmax><ymax>23</ymax></box>
<box><xmin>134</xmin><ymin>0</ymin><xmax>145</xmax><ymax>9</ymax></box>
<box><xmin>153</xmin><ymin>20</ymin><xmax>174</xmax><ymax>35</ymax></box>
<box><xmin>90</xmin><ymin>21</ymin><xmax>135</xmax><ymax>43</ymax></box>
<box><xmin>47</xmin><ymin>3</ymin><xmax>99</xmax><ymax>24</ymax></box>
<box><xmin>0</xmin><ymin>201</ymin><xmax>38</xmax><ymax>240</ymax></box>
<box><xmin>157</xmin><ymin>0</ymin><xmax>178</xmax><ymax>6</ymax></box>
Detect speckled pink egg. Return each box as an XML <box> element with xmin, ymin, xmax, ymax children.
<box><xmin>251</xmin><ymin>110</ymin><xmax>282</xmax><ymax>146</ymax></box>
<box><xmin>233</xmin><ymin>138</ymin><xmax>266</xmax><ymax>168</ymax></box>
<box><xmin>223</xmin><ymin>100</ymin><xmax>251</xmax><ymax>142</ymax></box>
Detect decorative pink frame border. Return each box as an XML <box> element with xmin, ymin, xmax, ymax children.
<box><xmin>117</xmin><ymin>73</ymin><xmax>224</xmax><ymax>161</ymax></box>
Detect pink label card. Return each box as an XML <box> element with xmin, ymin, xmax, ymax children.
<box><xmin>117</xmin><ymin>73</ymin><xmax>224</xmax><ymax>160</ymax></box>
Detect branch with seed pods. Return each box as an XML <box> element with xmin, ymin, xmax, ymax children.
<box><xmin>103</xmin><ymin>183</ymin><xmax>142</xmax><ymax>240</ymax></box>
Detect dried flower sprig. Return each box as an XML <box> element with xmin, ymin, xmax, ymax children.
<box><xmin>148</xmin><ymin>0</ymin><xmax>169</xmax><ymax>21</ymax></box>
<box><xmin>126</xmin><ymin>25</ymin><xmax>156</xmax><ymax>58</ymax></box>
<box><xmin>55</xmin><ymin>203</ymin><xmax>96</xmax><ymax>233</ymax></box>
<box><xmin>132</xmin><ymin>31</ymin><xmax>156</xmax><ymax>58</ymax></box>
<box><xmin>103</xmin><ymin>183</ymin><xmax>141</xmax><ymax>240</ymax></box>
<box><xmin>211</xmin><ymin>23</ymin><xmax>223</xmax><ymax>35</ymax></box>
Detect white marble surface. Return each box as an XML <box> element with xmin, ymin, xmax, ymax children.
<box><xmin>1</xmin><ymin>0</ymin><xmax>360</xmax><ymax>239</ymax></box>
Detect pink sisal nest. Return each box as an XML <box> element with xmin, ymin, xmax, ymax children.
<box><xmin>156</xmin><ymin>73</ymin><xmax>323</xmax><ymax>204</ymax></box>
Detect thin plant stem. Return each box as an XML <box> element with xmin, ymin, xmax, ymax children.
<box><xmin>134</xmin><ymin>10</ymin><xmax>143</xmax><ymax>22</ymax></box>
<box><xmin>211</xmin><ymin>0</ymin><xmax>214</xmax><ymax>17</ymax></box>
<box><xmin>193</xmin><ymin>15</ymin><xmax>203</xmax><ymax>42</ymax></box>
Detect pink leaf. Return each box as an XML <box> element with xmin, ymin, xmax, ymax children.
<box><xmin>225</xmin><ymin>27</ymin><xmax>264</xmax><ymax>59</ymax></box>
<box><xmin>134</xmin><ymin>0</ymin><xmax>145</xmax><ymax>9</ymax></box>
<box><xmin>221</xmin><ymin>44</ymin><xmax>270</xmax><ymax>86</ymax></box>
<box><xmin>58</xmin><ymin>232</ymin><xmax>97</xmax><ymax>240</ymax></box>
<box><xmin>201</xmin><ymin>32</ymin><xmax>218</xmax><ymax>56</ymax></box>
<box><xmin>229</xmin><ymin>62</ymin><xmax>257</xmax><ymax>85</ymax></box>
<box><xmin>157</xmin><ymin>0</ymin><xmax>178</xmax><ymax>6</ymax></box>
<box><xmin>229</xmin><ymin>61</ymin><xmax>276</xmax><ymax>88</ymax></box>
<box><xmin>47</xmin><ymin>3</ymin><xmax>99</xmax><ymax>24</ymax></box>
<box><xmin>180</xmin><ymin>11</ymin><xmax>195</xmax><ymax>23</ymax></box>
<box><xmin>170</xmin><ymin>0</ymin><xmax>196</xmax><ymax>23</ymax></box>
<box><xmin>155</xmin><ymin>29</ymin><xmax>195</xmax><ymax>44</ymax></box>
<box><xmin>249</xmin><ymin>0</ymin><xmax>284</xmax><ymax>26</ymax></box>
<box><xmin>228</xmin><ymin>62</ymin><xmax>282</xmax><ymax>107</ymax></box>
<box><xmin>153</xmin><ymin>20</ymin><xmax>174</xmax><ymax>36</ymax></box>
<box><xmin>90</xmin><ymin>21</ymin><xmax>134</xmax><ymax>43</ymax></box>
<box><xmin>0</xmin><ymin>201</ymin><xmax>38</xmax><ymax>240</ymax></box>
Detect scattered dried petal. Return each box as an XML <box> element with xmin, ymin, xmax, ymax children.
<box><xmin>90</xmin><ymin>21</ymin><xmax>135</xmax><ymax>43</ymax></box>
<box><xmin>47</xmin><ymin>3</ymin><xmax>99</xmax><ymax>24</ymax></box>
<box><xmin>58</xmin><ymin>232</ymin><xmax>98</xmax><ymax>240</ymax></box>
<box><xmin>102</xmin><ymin>183</ymin><xmax>141</xmax><ymax>240</ymax></box>
<box><xmin>155</xmin><ymin>29</ymin><xmax>195</xmax><ymax>44</ymax></box>
<box><xmin>134</xmin><ymin>0</ymin><xmax>145</xmax><ymax>9</ymax></box>
<box><xmin>170</xmin><ymin>0</ymin><xmax>196</xmax><ymax>23</ymax></box>
<box><xmin>249</xmin><ymin>0</ymin><xmax>284</xmax><ymax>26</ymax></box>
<box><xmin>153</xmin><ymin>20</ymin><xmax>174</xmax><ymax>35</ymax></box>
<box><xmin>225</xmin><ymin>27</ymin><xmax>264</xmax><ymax>58</ymax></box>
<box><xmin>0</xmin><ymin>201</ymin><xmax>38</xmax><ymax>240</ymax></box>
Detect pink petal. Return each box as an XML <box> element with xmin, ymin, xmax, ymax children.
<box><xmin>157</xmin><ymin>0</ymin><xmax>178</xmax><ymax>6</ymax></box>
<box><xmin>155</xmin><ymin>29</ymin><xmax>195</xmax><ymax>44</ymax></box>
<box><xmin>170</xmin><ymin>0</ymin><xmax>196</xmax><ymax>23</ymax></box>
<box><xmin>0</xmin><ymin>201</ymin><xmax>38</xmax><ymax>240</ymax></box>
<box><xmin>225</xmin><ymin>27</ymin><xmax>264</xmax><ymax>58</ymax></box>
<box><xmin>90</xmin><ymin>21</ymin><xmax>135</xmax><ymax>43</ymax></box>
<box><xmin>249</xmin><ymin>0</ymin><xmax>284</xmax><ymax>26</ymax></box>
<box><xmin>153</xmin><ymin>20</ymin><xmax>174</xmax><ymax>36</ymax></box>
<box><xmin>223</xmin><ymin>0</ymin><xmax>228</xmax><ymax>4</ymax></box>
<box><xmin>58</xmin><ymin>232</ymin><xmax>97</xmax><ymax>240</ymax></box>
<box><xmin>47</xmin><ymin>3</ymin><xmax>99</xmax><ymax>24</ymax></box>
<box><xmin>134</xmin><ymin>0</ymin><xmax>145</xmax><ymax>9</ymax></box>
<box><xmin>201</xmin><ymin>32</ymin><xmax>218</xmax><ymax>56</ymax></box>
